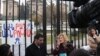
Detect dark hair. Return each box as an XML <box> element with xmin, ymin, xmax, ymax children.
<box><xmin>87</xmin><ymin>26</ymin><xmax>98</xmax><ymax>36</ymax></box>
<box><xmin>34</xmin><ymin>33</ymin><xmax>44</xmax><ymax>40</ymax></box>
<box><xmin>69</xmin><ymin>49</ymin><xmax>90</xmax><ymax>56</ymax></box>
<box><xmin>0</xmin><ymin>44</ymin><xmax>10</xmax><ymax>56</ymax></box>
<box><xmin>87</xmin><ymin>26</ymin><xmax>97</xmax><ymax>32</ymax></box>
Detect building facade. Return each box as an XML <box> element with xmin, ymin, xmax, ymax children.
<box><xmin>3</xmin><ymin>0</ymin><xmax>18</xmax><ymax>19</ymax></box>
<box><xmin>27</xmin><ymin>0</ymin><xmax>43</xmax><ymax>20</ymax></box>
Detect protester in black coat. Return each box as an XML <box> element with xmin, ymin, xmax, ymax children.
<box><xmin>25</xmin><ymin>34</ymin><xmax>46</xmax><ymax>56</ymax></box>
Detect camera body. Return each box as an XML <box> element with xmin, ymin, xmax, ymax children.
<box><xmin>62</xmin><ymin>0</ymin><xmax>89</xmax><ymax>7</ymax></box>
<box><xmin>66</xmin><ymin>0</ymin><xmax>100</xmax><ymax>33</ymax></box>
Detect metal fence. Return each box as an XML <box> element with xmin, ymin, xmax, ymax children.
<box><xmin>0</xmin><ymin>0</ymin><xmax>88</xmax><ymax>56</ymax></box>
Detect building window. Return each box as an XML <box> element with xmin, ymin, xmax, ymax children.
<box><xmin>0</xmin><ymin>26</ymin><xmax>2</xmax><ymax>37</ymax></box>
<box><xmin>0</xmin><ymin>32</ymin><xmax>1</xmax><ymax>37</ymax></box>
<box><xmin>9</xmin><ymin>12</ymin><xmax>11</xmax><ymax>16</ymax></box>
<box><xmin>9</xmin><ymin>4</ymin><xmax>12</xmax><ymax>10</ymax></box>
<box><xmin>8</xmin><ymin>12</ymin><xmax>12</xmax><ymax>19</ymax></box>
<box><xmin>32</xmin><ymin>0</ymin><xmax>36</xmax><ymax>2</ymax></box>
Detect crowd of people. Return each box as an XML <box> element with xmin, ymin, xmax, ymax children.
<box><xmin>0</xmin><ymin>26</ymin><xmax>100</xmax><ymax>56</ymax></box>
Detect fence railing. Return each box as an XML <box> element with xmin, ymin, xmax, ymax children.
<box><xmin>0</xmin><ymin>0</ymin><xmax>87</xmax><ymax>56</ymax></box>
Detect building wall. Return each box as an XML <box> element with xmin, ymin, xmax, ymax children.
<box><xmin>27</xmin><ymin>0</ymin><xmax>43</xmax><ymax>19</ymax></box>
<box><xmin>0</xmin><ymin>0</ymin><xmax>1</xmax><ymax>14</ymax></box>
<box><xmin>3</xmin><ymin>0</ymin><xmax>18</xmax><ymax>19</ymax></box>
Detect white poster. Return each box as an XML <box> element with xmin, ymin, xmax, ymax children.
<box><xmin>0</xmin><ymin>20</ymin><xmax>34</xmax><ymax>45</ymax></box>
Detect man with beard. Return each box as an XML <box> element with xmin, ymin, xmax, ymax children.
<box><xmin>25</xmin><ymin>33</ymin><xmax>46</xmax><ymax>56</ymax></box>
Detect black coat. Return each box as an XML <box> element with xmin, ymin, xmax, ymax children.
<box><xmin>25</xmin><ymin>43</ymin><xmax>46</xmax><ymax>56</ymax></box>
<box><xmin>53</xmin><ymin>42</ymin><xmax>74</xmax><ymax>56</ymax></box>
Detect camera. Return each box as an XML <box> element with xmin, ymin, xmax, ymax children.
<box><xmin>62</xmin><ymin>0</ymin><xmax>100</xmax><ymax>33</ymax></box>
<box><xmin>62</xmin><ymin>0</ymin><xmax>89</xmax><ymax>7</ymax></box>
